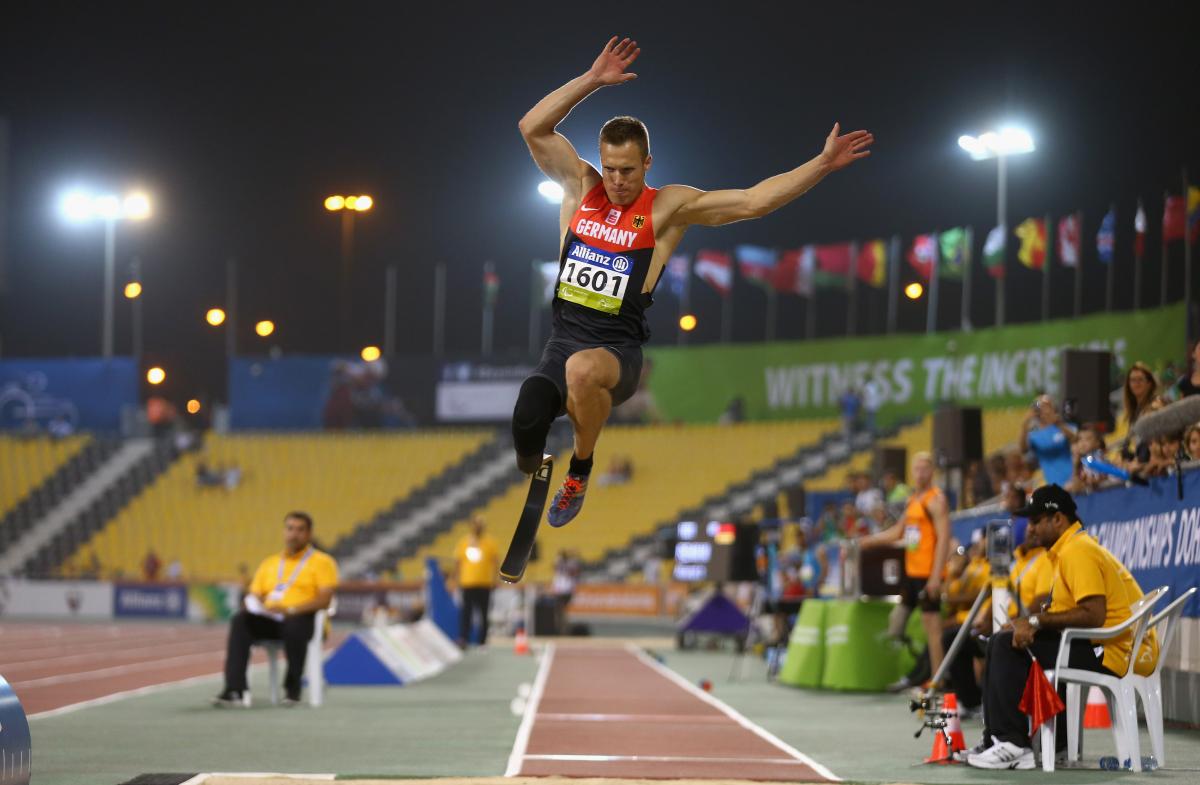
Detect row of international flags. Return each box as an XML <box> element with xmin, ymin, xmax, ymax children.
<box><xmin>666</xmin><ymin>186</ymin><xmax>1200</xmax><ymax>299</ymax></box>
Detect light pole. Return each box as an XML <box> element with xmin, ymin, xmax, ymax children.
<box><xmin>324</xmin><ymin>194</ymin><xmax>373</xmax><ymax>350</ymax></box>
<box><xmin>58</xmin><ymin>189</ymin><xmax>152</xmax><ymax>358</ymax></box>
<box><xmin>958</xmin><ymin>127</ymin><xmax>1035</xmax><ymax>326</ymax></box>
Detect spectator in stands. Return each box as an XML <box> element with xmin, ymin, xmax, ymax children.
<box><xmin>1175</xmin><ymin>343</ymin><xmax>1200</xmax><ymax>398</ymax></box>
<box><xmin>596</xmin><ymin>455</ymin><xmax>634</xmax><ymax>487</ymax></box>
<box><xmin>964</xmin><ymin>459</ymin><xmax>993</xmax><ymax>508</ymax></box>
<box><xmin>865</xmin><ymin>502</ymin><xmax>891</xmax><ymax>535</ymax></box>
<box><xmin>454</xmin><ymin>516</ymin><xmax>500</xmax><ymax>648</ymax></box>
<box><xmin>1122</xmin><ymin>395</ymin><xmax>1166</xmax><ymax>473</ymax></box>
<box><xmin>840</xmin><ymin>499</ymin><xmax>868</xmax><ymax>537</ymax></box>
<box><xmin>47</xmin><ymin>415</ymin><xmax>74</xmax><ymax>439</ymax></box>
<box><xmin>857</xmin><ymin>452</ymin><xmax>952</xmax><ymax>686</ymax></box>
<box><xmin>814</xmin><ymin>502</ymin><xmax>841</xmax><ymax>543</ymax></box>
<box><xmin>213</xmin><ymin>511</ymin><xmax>339</xmax><ymax>707</ymax></box>
<box><xmin>166</xmin><ymin>557</ymin><xmax>183</xmax><ymax>582</ymax></box>
<box><xmin>861</xmin><ymin>378</ymin><xmax>883</xmax><ymax>435</ymax></box>
<box><xmin>838</xmin><ymin>387</ymin><xmax>861</xmax><ymax>437</ymax></box>
<box><xmin>1123</xmin><ymin>362</ymin><xmax>1159</xmax><ymax>430</ymax></box>
<box><xmin>196</xmin><ymin>461</ymin><xmax>222</xmax><ymax>489</ymax></box>
<box><xmin>1148</xmin><ymin>429</ymin><xmax>1184</xmax><ymax>476</ymax></box>
<box><xmin>1004</xmin><ymin>449</ymin><xmax>1032</xmax><ymax>488</ymax></box>
<box><xmin>1020</xmin><ymin>395</ymin><xmax>1077</xmax><ymax>487</ymax></box>
<box><xmin>1065</xmin><ymin>427</ymin><xmax>1112</xmax><ymax>494</ymax></box>
<box><xmin>881</xmin><ymin>469</ymin><xmax>911</xmax><ymax>508</ymax></box>
<box><xmin>718</xmin><ymin>395</ymin><xmax>745</xmax><ymax>425</ymax></box>
<box><xmin>966</xmin><ymin>485</ymin><xmax>1155</xmax><ymax>769</ymax></box>
<box><xmin>852</xmin><ymin>472</ymin><xmax>883</xmax><ymax>517</ymax></box>
<box><xmin>1186</xmin><ymin>424</ymin><xmax>1200</xmax><ymax>460</ymax></box>
<box><xmin>142</xmin><ymin>549</ymin><xmax>162</xmax><ymax>581</ymax></box>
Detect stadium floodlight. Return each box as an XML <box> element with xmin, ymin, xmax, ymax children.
<box><xmin>361</xmin><ymin>345</ymin><xmax>382</xmax><ymax>362</ymax></box>
<box><xmin>538</xmin><ymin>180</ymin><xmax>564</xmax><ymax>204</ymax></box>
<box><xmin>957</xmin><ymin>127</ymin><xmax>1035</xmax><ymax>161</ymax></box>
<box><xmin>124</xmin><ymin>281</ymin><xmax>142</xmax><ymax>299</ymax></box>
<box><xmin>905</xmin><ymin>282</ymin><xmax>924</xmax><ymax>300</ymax></box>
<box><xmin>186</xmin><ymin>399</ymin><xmax>201</xmax><ymax>414</ymax></box>
<box><xmin>255</xmin><ymin>320</ymin><xmax>275</xmax><ymax>337</ymax></box>
<box><xmin>146</xmin><ymin>367</ymin><xmax>166</xmax><ymax>385</ymax></box>
<box><xmin>56</xmin><ymin>186</ymin><xmax>155</xmax><ymax>357</ymax></box>
<box><xmin>206</xmin><ymin>307</ymin><xmax>227</xmax><ymax>327</ymax></box>
<box><xmin>959</xmin><ymin>125</ymin><xmax>1035</xmax><ymax>327</ymax></box>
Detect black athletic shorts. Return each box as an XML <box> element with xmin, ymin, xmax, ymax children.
<box><xmin>532</xmin><ymin>338</ymin><xmax>643</xmax><ymax>416</ymax></box>
<box><xmin>900</xmin><ymin>576</ymin><xmax>942</xmax><ymax>613</ymax></box>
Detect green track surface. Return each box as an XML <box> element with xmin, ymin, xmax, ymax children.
<box><xmin>29</xmin><ymin>641</ymin><xmax>1200</xmax><ymax>785</ymax></box>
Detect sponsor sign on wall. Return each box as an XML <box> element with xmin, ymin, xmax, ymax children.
<box><xmin>113</xmin><ymin>583</ymin><xmax>188</xmax><ymax>618</ymax></box>
<box><xmin>0</xmin><ymin>579</ymin><xmax>114</xmax><ymax>619</ymax></box>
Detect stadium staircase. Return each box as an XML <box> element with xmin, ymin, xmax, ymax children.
<box><xmin>0</xmin><ymin>435</ymin><xmax>123</xmax><ymax>557</ymax></box>
<box><xmin>0</xmin><ymin>437</ymin><xmax>176</xmax><ymax>577</ymax></box>
<box><xmin>336</xmin><ymin>424</ymin><xmax>575</xmax><ymax>578</ymax></box>
<box><xmin>581</xmin><ymin>418</ymin><xmax>929</xmax><ymax>582</ymax></box>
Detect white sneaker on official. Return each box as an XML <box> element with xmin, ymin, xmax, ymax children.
<box><xmin>967</xmin><ymin>740</ymin><xmax>1035</xmax><ymax>770</ymax></box>
<box><xmin>955</xmin><ymin>736</ymin><xmax>992</xmax><ymax>763</ymax></box>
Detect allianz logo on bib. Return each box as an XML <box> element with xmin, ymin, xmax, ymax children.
<box><xmin>568</xmin><ymin>241</ymin><xmax>632</xmax><ymax>273</ymax></box>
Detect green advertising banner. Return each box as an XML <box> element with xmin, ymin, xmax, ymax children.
<box><xmin>646</xmin><ymin>304</ymin><xmax>1184</xmax><ymax>423</ymax></box>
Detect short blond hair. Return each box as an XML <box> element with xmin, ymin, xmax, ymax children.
<box><xmin>912</xmin><ymin>451</ymin><xmax>934</xmax><ymax>467</ymax></box>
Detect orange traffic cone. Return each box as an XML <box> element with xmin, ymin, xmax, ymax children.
<box><xmin>1083</xmin><ymin>686</ymin><xmax>1111</xmax><ymax>729</ymax></box>
<box><xmin>513</xmin><ymin>626</ymin><xmax>530</xmax><ymax>655</ymax></box>
<box><xmin>925</xmin><ymin>692</ymin><xmax>965</xmax><ymax>764</ymax></box>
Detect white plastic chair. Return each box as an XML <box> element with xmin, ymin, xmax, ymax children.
<box><xmin>252</xmin><ymin>599</ymin><xmax>335</xmax><ymax>707</ymax></box>
<box><xmin>1038</xmin><ymin>586</ymin><xmax>1166</xmax><ymax>772</ymax></box>
<box><xmin>1131</xmin><ymin>587</ymin><xmax>1197</xmax><ymax>767</ymax></box>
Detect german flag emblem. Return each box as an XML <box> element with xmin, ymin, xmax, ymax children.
<box><xmin>633</xmin><ymin>214</ymin><xmax>645</xmax><ymax>229</ymax></box>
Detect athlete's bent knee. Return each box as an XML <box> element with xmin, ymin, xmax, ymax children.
<box><xmin>564</xmin><ymin>354</ymin><xmax>606</xmax><ymax>392</ymax></box>
<box><xmin>512</xmin><ymin>376</ymin><xmax>561</xmax><ymax>468</ymax></box>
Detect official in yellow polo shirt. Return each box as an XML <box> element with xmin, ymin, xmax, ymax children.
<box><xmin>968</xmin><ymin>485</ymin><xmax>1150</xmax><ymax>770</ymax></box>
<box><xmin>214</xmin><ymin>511</ymin><xmax>339</xmax><ymax>707</ymax></box>
<box><xmin>454</xmin><ymin>516</ymin><xmax>500</xmax><ymax>647</ymax></box>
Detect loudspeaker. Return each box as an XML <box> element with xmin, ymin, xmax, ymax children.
<box><xmin>1062</xmin><ymin>349</ymin><xmax>1113</xmax><ymax>427</ymax></box>
<box><xmin>933</xmin><ymin>406</ymin><xmax>982</xmax><ymax>466</ymax></box>
<box><xmin>874</xmin><ymin>446</ymin><xmax>907</xmax><ymax>482</ymax></box>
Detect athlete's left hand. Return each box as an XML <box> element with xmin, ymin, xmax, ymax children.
<box><xmin>822</xmin><ymin>123</ymin><xmax>874</xmax><ymax>171</ymax></box>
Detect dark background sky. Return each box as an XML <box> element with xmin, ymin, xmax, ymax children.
<box><xmin>1</xmin><ymin>1</ymin><xmax>1197</xmax><ymax>406</ymax></box>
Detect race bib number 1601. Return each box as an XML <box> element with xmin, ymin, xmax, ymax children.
<box><xmin>557</xmin><ymin>242</ymin><xmax>630</xmax><ymax>315</ymax></box>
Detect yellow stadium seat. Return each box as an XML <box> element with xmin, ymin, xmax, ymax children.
<box><xmin>1</xmin><ymin>435</ymin><xmax>90</xmax><ymax>520</ymax></box>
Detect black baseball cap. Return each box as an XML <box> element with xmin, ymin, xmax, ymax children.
<box><xmin>1013</xmin><ymin>484</ymin><xmax>1078</xmax><ymax>520</ymax></box>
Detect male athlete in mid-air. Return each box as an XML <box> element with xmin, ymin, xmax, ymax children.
<box><xmin>502</xmin><ymin>36</ymin><xmax>873</xmax><ymax>579</ymax></box>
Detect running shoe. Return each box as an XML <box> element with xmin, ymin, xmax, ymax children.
<box><xmin>954</xmin><ymin>735</ymin><xmax>992</xmax><ymax>763</ymax></box>
<box><xmin>966</xmin><ymin>740</ymin><xmax>1035</xmax><ymax>770</ymax></box>
<box><xmin>211</xmin><ymin>689</ymin><xmax>250</xmax><ymax>708</ymax></box>
<box><xmin>547</xmin><ymin>473</ymin><xmax>588</xmax><ymax>527</ymax></box>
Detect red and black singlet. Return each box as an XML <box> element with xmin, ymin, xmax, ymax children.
<box><xmin>551</xmin><ymin>182</ymin><xmax>658</xmax><ymax>346</ymax></box>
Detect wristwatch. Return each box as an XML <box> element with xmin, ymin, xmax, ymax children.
<box><xmin>1028</xmin><ymin>614</ymin><xmax>1041</xmax><ymax>629</ymax></box>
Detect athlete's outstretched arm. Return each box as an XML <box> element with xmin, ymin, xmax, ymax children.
<box><xmin>664</xmin><ymin>123</ymin><xmax>874</xmax><ymax>227</ymax></box>
<box><xmin>518</xmin><ymin>36</ymin><xmax>641</xmax><ymax>189</ymax></box>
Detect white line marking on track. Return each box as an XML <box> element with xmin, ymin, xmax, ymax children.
<box><xmin>27</xmin><ymin>671</ymin><xmax>224</xmax><ymax>720</ymax></box>
<box><xmin>16</xmin><ymin>651</ymin><xmax>224</xmax><ymax>689</ymax></box>
<box><xmin>537</xmin><ymin>712</ymin><xmax>730</xmax><ymax>724</ymax></box>
<box><xmin>523</xmin><ymin>754</ymin><xmax>811</xmax><ymax>764</ymax></box>
<box><xmin>505</xmin><ymin>643</ymin><xmax>556</xmax><ymax>777</ymax></box>
<box><xmin>180</xmin><ymin>773</ymin><xmax>336</xmax><ymax>784</ymax></box>
<box><xmin>625</xmin><ymin>644</ymin><xmax>842</xmax><ymax>781</ymax></box>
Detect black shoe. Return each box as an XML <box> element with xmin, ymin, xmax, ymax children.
<box><xmin>212</xmin><ymin>689</ymin><xmax>248</xmax><ymax>708</ymax></box>
<box><xmin>281</xmin><ymin>689</ymin><xmax>301</xmax><ymax>707</ymax></box>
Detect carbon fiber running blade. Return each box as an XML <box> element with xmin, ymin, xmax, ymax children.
<box><xmin>500</xmin><ymin>455</ymin><xmax>553</xmax><ymax>584</ymax></box>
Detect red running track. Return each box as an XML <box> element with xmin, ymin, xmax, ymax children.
<box><xmin>507</xmin><ymin>644</ymin><xmax>839</xmax><ymax>781</ymax></box>
<box><xmin>0</xmin><ymin>621</ymin><xmax>338</xmax><ymax>716</ymax></box>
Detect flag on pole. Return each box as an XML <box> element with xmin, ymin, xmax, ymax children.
<box><xmin>938</xmin><ymin>227</ymin><xmax>967</xmax><ymax>279</ymax></box>
<box><xmin>856</xmin><ymin>239</ymin><xmax>887</xmax><ymax>287</ymax></box>
<box><xmin>532</xmin><ymin>260</ymin><xmax>559</xmax><ymax>305</ymax></box>
<box><xmin>811</xmin><ymin>242</ymin><xmax>853</xmax><ymax>288</ymax></box>
<box><xmin>1134</xmin><ymin>200</ymin><xmax>1147</xmax><ymax>258</ymax></box>
<box><xmin>907</xmin><ymin>234</ymin><xmax>938</xmax><ymax>280</ymax></box>
<box><xmin>1057</xmin><ymin>214</ymin><xmax>1081</xmax><ymax>267</ymax></box>
<box><xmin>1015</xmin><ymin>218</ymin><xmax>1047</xmax><ymax>270</ymax></box>
<box><xmin>483</xmin><ymin>261</ymin><xmax>500</xmax><ymax>306</ymax></box>
<box><xmin>771</xmin><ymin>247</ymin><xmax>814</xmax><ymax>296</ymax></box>
<box><xmin>694</xmin><ymin>250</ymin><xmax>733</xmax><ymax>296</ymax></box>
<box><xmin>735</xmin><ymin>245</ymin><xmax>778</xmax><ymax>288</ymax></box>
<box><xmin>983</xmin><ymin>225</ymin><xmax>1006</xmax><ymax>278</ymax></box>
<box><xmin>1097</xmin><ymin>209</ymin><xmax>1116</xmax><ymax>263</ymax></box>
<box><xmin>665</xmin><ymin>254</ymin><xmax>689</xmax><ymax>298</ymax></box>
<box><xmin>1164</xmin><ymin>194</ymin><xmax>1187</xmax><ymax>243</ymax></box>
<box><xmin>1188</xmin><ymin>186</ymin><xmax>1200</xmax><ymax>244</ymax></box>
<box><xmin>1019</xmin><ymin>655</ymin><xmax>1065</xmax><ymax>731</ymax></box>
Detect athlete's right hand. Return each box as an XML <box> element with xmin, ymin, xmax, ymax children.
<box><xmin>588</xmin><ymin>36</ymin><xmax>640</xmax><ymax>85</ymax></box>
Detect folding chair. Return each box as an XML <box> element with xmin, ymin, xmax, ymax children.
<box><xmin>251</xmin><ymin>598</ymin><xmax>336</xmax><ymax>707</ymax></box>
<box><xmin>1131</xmin><ymin>587</ymin><xmax>1197</xmax><ymax>767</ymax></box>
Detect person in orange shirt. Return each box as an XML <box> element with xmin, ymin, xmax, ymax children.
<box><xmin>859</xmin><ymin>452</ymin><xmax>952</xmax><ymax>681</ymax></box>
<box><xmin>213</xmin><ymin>511</ymin><xmax>338</xmax><ymax>707</ymax></box>
<box><xmin>454</xmin><ymin>517</ymin><xmax>500</xmax><ymax>647</ymax></box>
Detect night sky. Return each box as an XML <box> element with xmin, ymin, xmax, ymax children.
<box><xmin>1</xmin><ymin>1</ymin><xmax>1197</xmax><ymax>406</ymax></box>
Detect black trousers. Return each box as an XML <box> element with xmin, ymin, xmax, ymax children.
<box><xmin>942</xmin><ymin>624</ymin><xmax>985</xmax><ymax>710</ymax></box>
<box><xmin>983</xmin><ymin>629</ymin><xmax>1113</xmax><ymax>748</ymax></box>
<box><xmin>460</xmin><ymin>587</ymin><xmax>492</xmax><ymax>645</ymax></box>
<box><xmin>223</xmin><ymin>610</ymin><xmax>316</xmax><ymax>695</ymax></box>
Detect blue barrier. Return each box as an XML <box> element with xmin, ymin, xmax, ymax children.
<box><xmin>0</xmin><ymin>357</ymin><xmax>136</xmax><ymax>432</ymax></box>
<box><xmin>954</xmin><ymin>470</ymin><xmax>1200</xmax><ymax>617</ymax></box>
<box><xmin>112</xmin><ymin>583</ymin><xmax>188</xmax><ymax>618</ymax></box>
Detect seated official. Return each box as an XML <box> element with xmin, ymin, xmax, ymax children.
<box><xmin>213</xmin><ymin>511</ymin><xmax>338</xmax><ymax>707</ymax></box>
<box><xmin>966</xmin><ymin>485</ymin><xmax>1156</xmax><ymax>769</ymax></box>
